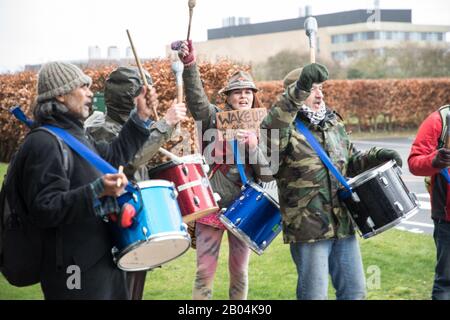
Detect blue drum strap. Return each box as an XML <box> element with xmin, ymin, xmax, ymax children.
<box><xmin>42</xmin><ymin>125</ymin><xmax>135</xmax><ymax>194</ymax></box>
<box><xmin>10</xmin><ymin>105</ymin><xmax>135</xmax><ymax>195</ymax></box>
<box><xmin>294</xmin><ymin>119</ymin><xmax>353</xmax><ymax>198</ymax></box>
<box><xmin>231</xmin><ymin>139</ymin><xmax>248</xmax><ymax>185</ymax></box>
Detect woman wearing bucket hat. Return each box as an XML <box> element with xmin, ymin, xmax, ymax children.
<box><xmin>171</xmin><ymin>40</ymin><xmax>270</xmax><ymax>300</ymax></box>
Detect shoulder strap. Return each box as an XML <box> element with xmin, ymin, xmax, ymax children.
<box><xmin>41</xmin><ymin>125</ymin><xmax>135</xmax><ymax>195</ymax></box>
<box><xmin>294</xmin><ymin>118</ymin><xmax>353</xmax><ymax>199</ymax></box>
<box><xmin>32</xmin><ymin>127</ymin><xmax>70</xmax><ymax>173</ymax></box>
<box><xmin>438</xmin><ymin>105</ymin><xmax>450</xmax><ymax>148</ymax></box>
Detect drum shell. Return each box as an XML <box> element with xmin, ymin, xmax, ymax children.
<box><xmin>148</xmin><ymin>155</ymin><xmax>219</xmax><ymax>222</ymax></box>
<box><xmin>342</xmin><ymin>161</ymin><xmax>418</xmax><ymax>238</ymax></box>
<box><xmin>219</xmin><ymin>182</ymin><xmax>282</xmax><ymax>255</ymax></box>
<box><xmin>110</xmin><ymin>180</ymin><xmax>190</xmax><ymax>271</ymax></box>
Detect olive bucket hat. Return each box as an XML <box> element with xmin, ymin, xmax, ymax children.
<box><xmin>218</xmin><ymin>70</ymin><xmax>258</xmax><ymax>95</ymax></box>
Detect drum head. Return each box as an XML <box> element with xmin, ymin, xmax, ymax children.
<box><xmin>117</xmin><ymin>232</ymin><xmax>191</xmax><ymax>271</ymax></box>
<box><xmin>346</xmin><ymin>160</ymin><xmax>396</xmax><ymax>189</ymax></box>
<box><xmin>137</xmin><ymin>179</ymin><xmax>175</xmax><ymax>189</ymax></box>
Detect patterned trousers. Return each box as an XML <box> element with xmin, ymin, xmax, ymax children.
<box><xmin>193</xmin><ymin>223</ymin><xmax>250</xmax><ymax>300</ymax></box>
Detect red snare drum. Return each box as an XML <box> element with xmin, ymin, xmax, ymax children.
<box><xmin>148</xmin><ymin>154</ymin><xmax>220</xmax><ymax>223</ymax></box>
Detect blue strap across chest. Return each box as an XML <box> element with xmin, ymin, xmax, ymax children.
<box><xmin>294</xmin><ymin>118</ymin><xmax>353</xmax><ymax>198</ymax></box>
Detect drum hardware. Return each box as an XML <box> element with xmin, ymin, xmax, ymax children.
<box><xmin>379</xmin><ymin>176</ymin><xmax>389</xmax><ymax>186</ymax></box>
<box><xmin>148</xmin><ymin>154</ymin><xmax>219</xmax><ymax>223</ymax></box>
<box><xmin>341</xmin><ymin>160</ymin><xmax>419</xmax><ymax>239</ymax></box>
<box><xmin>394</xmin><ymin>202</ymin><xmax>404</xmax><ymax>212</ymax></box>
<box><xmin>219</xmin><ymin>181</ymin><xmax>282</xmax><ymax>255</ymax></box>
<box><xmin>213</xmin><ymin>193</ymin><xmax>221</xmax><ymax>202</ymax></box>
<box><xmin>256</xmin><ymin>193</ymin><xmax>263</xmax><ymax>201</ymax></box>
<box><xmin>109</xmin><ymin>180</ymin><xmax>190</xmax><ymax>271</ymax></box>
<box><xmin>142</xmin><ymin>226</ymin><xmax>148</xmax><ymax>237</ymax></box>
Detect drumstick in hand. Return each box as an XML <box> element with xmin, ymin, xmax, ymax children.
<box><xmin>117</xmin><ymin>165</ymin><xmax>124</xmax><ymax>187</ymax></box>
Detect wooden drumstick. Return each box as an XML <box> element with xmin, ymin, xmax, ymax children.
<box><xmin>117</xmin><ymin>165</ymin><xmax>124</xmax><ymax>187</ymax></box>
<box><xmin>126</xmin><ymin>29</ymin><xmax>159</xmax><ymax>121</ymax></box>
<box><xmin>187</xmin><ymin>0</ymin><xmax>196</xmax><ymax>41</ymax></box>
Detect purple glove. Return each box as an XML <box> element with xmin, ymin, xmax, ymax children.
<box><xmin>171</xmin><ymin>40</ymin><xmax>195</xmax><ymax>66</ymax></box>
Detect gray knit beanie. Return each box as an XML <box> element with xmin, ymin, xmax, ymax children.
<box><xmin>36</xmin><ymin>62</ymin><xmax>92</xmax><ymax>102</ymax></box>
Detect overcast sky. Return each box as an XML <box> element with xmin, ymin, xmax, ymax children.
<box><xmin>0</xmin><ymin>0</ymin><xmax>449</xmax><ymax>72</ymax></box>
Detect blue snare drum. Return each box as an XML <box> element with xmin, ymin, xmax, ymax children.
<box><xmin>219</xmin><ymin>182</ymin><xmax>282</xmax><ymax>255</ymax></box>
<box><xmin>110</xmin><ymin>180</ymin><xmax>191</xmax><ymax>271</ymax></box>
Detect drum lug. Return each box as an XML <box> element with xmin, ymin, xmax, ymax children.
<box><xmin>213</xmin><ymin>193</ymin><xmax>221</xmax><ymax>202</ymax></box>
<box><xmin>235</xmin><ymin>217</ymin><xmax>241</xmax><ymax>225</ymax></box>
<box><xmin>142</xmin><ymin>226</ymin><xmax>149</xmax><ymax>238</ymax></box>
<box><xmin>182</xmin><ymin>165</ymin><xmax>189</xmax><ymax>176</ymax></box>
<box><xmin>366</xmin><ymin>217</ymin><xmax>376</xmax><ymax>229</ymax></box>
<box><xmin>351</xmin><ymin>192</ymin><xmax>360</xmax><ymax>203</ymax></box>
<box><xmin>379</xmin><ymin>176</ymin><xmax>389</xmax><ymax>187</ymax></box>
<box><xmin>394</xmin><ymin>201</ymin><xmax>404</xmax><ymax>212</ymax></box>
<box><xmin>193</xmin><ymin>195</ymin><xmax>201</xmax><ymax>206</ymax></box>
<box><xmin>256</xmin><ymin>193</ymin><xmax>263</xmax><ymax>201</ymax></box>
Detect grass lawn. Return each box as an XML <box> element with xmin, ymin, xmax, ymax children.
<box><xmin>0</xmin><ymin>228</ymin><xmax>435</xmax><ymax>300</ymax></box>
<box><xmin>0</xmin><ymin>162</ymin><xmax>7</xmax><ymax>182</ymax></box>
<box><xmin>0</xmin><ymin>161</ymin><xmax>435</xmax><ymax>300</ymax></box>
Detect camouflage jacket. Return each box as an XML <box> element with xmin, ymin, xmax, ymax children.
<box><xmin>183</xmin><ymin>63</ymin><xmax>270</xmax><ymax>209</ymax></box>
<box><xmin>86</xmin><ymin>112</ymin><xmax>174</xmax><ymax>181</ymax></box>
<box><xmin>260</xmin><ymin>83</ymin><xmax>383</xmax><ymax>243</ymax></box>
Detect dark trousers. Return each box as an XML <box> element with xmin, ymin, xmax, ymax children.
<box><xmin>126</xmin><ymin>271</ymin><xmax>147</xmax><ymax>300</ymax></box>
<box><xmin>432</xmin><ymin>219</ymin><xmax>450</xmax><ymax>300</ymax></box>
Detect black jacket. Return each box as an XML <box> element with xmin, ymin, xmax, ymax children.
<box><xmin>15</xmin><ymin>110</ymin><xmax>149</xmax><ymax>299</ymax></box>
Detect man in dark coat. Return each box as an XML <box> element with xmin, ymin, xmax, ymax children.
<box><xmin>14</xmin><ymin>61</ymin><xmax>153</xmax><ymax>299</ymax></box>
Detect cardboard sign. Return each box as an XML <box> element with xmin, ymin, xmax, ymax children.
<box><xmin>216</xmin><ymin>108</ymin><xmax>267</xmax><ymax>141</ymax></box>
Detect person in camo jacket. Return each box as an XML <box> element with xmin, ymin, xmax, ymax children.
<box><xmin>172</xmin><ymin>39</ymin><xmax>270</xmax><ymax>300</ymax></box>
<box><xmin>259</xmin><ymin>64</ymin><xmax>403</xmax><ymax>300</ymax></box>
<box><xmin>86</xmin><ymin>66</ymin><xmax>187</xmax><ymax>300</ymax></box>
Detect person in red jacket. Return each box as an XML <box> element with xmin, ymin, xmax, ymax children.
<box><xmin>408</xmin><ymin>107</ymin><xmax>450</xmax><ymax>300</ymax></box>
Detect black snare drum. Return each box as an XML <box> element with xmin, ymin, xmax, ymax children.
<box><xmin>340</xmin><ymin>160</ymin><xmax>419</xmax><ymax>239</ymax></box>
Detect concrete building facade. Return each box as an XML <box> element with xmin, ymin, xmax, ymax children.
<box><xmin>178</xmin><ymin>9</ymin><xmax>449</xmax><ymax>65</ymax></box>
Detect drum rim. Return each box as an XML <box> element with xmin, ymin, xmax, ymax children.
<box><xmin>115</xmin><ymin>231</ymin><xmax>191</xmax><ymax>271</ymax></box>
<box><xmin>360</xmin><ymin>206</ymin><xmax>419</xmax><ymax>239</ymax></box>
<box><xmin>219</xmin><ymin>214</ymin><xmax>264</xmax><ymax>255</ymax></box>
<box><xmin>148</xmin><ymin>154</ymin><xmax>207</xmax><ymax>175</ymax></box>
<box><xmin>137</xmin><ymin>179</ymin><xmax>175</xmax><ymax>189</ymax></box>
<box><xmin>346</xmin><ymin>160</ymin><xmax>396</xmax><ymax>189</ymax></box>
<box><xmin>245</xmin><ymin>181</ymin><xmax>280</xmax><ymax>209</ymax></box>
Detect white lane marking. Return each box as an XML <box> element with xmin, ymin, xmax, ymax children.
<box><xmin>418</xmin><ymin>201</ymin><xmax>431</xmax><ymax>210</ymax></box>
<box><xmin>415</xmin><ymin>193</ymin><xmax>430</xmax><ymax>199</ymax></box>
<box><xmin>400</xmin><ymin>220</ymin><xmax>434</xmax><ymax>228</ymax></box>
<box><xmin>353</xmin><ymin>140</ymin><xmax>411</xmax><ymax>148</ymax></box>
